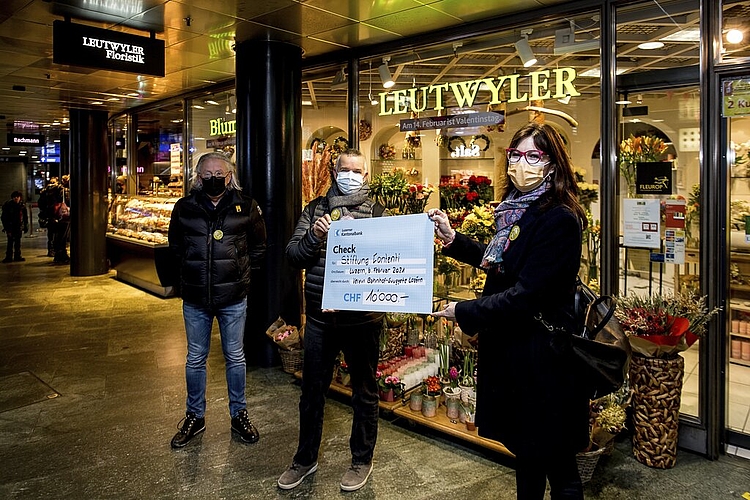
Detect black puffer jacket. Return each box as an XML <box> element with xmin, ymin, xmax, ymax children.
<box><xmin>169</xmin><ymin>189</ymin><xmax>266</xmax><ymax>308</ymax></box>
<box><xmin>286</xmin><ymin>193</ymin><xmax>384</xmax><ymax>325</ymax></box>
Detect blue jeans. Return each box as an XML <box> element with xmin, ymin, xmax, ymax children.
<box><xmin>294</xmin><ymin>316</ymin><xmax>381</xmax><ymax>466</ymax></box>
<box><xmin>183</xmin><ymin>298</ymin><xmax>247</xmax><ymax>418</ymax></box>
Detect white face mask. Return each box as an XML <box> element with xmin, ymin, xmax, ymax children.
<box><xmin>336</xmin><ymin>170</ymin><xmax>364</xmax><ymax>195</ymax></box>
<box><xmin>508</xmin><ymin>163</ymin><xmax>549</xmax><ymax>193</ymax></box>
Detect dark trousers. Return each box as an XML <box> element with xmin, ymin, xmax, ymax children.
<box><xmin>293</xmin><ymin>315</ymin><xmax>381</xmax><ymax>466</ymax></box>
<box><xmin>514</xmin><ymin>451</ymin><xmax>583</xmax><ymax>500</ymax></box>
<box><xmin>5</xmin><ymin>232</ymin><xmax>21</xmax><ymax>259</ymax></box>
<box><xmin>51</xmin><ymin>221</ymin><xmax>70</xmax><ymax>261</ymax></box>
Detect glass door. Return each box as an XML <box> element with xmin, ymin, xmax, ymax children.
<box><xmin>726</xmin><ymin>105</ymin><xmax>750</xmax><ymax>448</ymax></box>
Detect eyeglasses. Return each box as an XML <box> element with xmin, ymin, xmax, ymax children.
<box><xmin>200</xmin><ymin>172</ymin><xmax>227</xmax><ymax>180</ymax></box>
<box><xmin>506</xmin><ymin>148</ymin><xmax>547</xmax><ymax>165</ymax></box>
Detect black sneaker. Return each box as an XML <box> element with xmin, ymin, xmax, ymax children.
<box><xmin>1</xmin><ymin>258</ymin><xmax>11</xmax><ymax>263</ymax></box>
<box><xmin>231</xmin><ymin>409</ymin><xmax>259</xmax><ymax>443</ymax></box>
<box><xmin>170</xmin><ymin>413</ymin><xmax>205</xmax><ymax>449</ymax></box>
<box><xmin>13</xmin><ymin>257</ymin><xmax>25</xmax><ymax>262</ymax></box>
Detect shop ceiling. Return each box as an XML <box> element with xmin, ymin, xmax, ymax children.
<box><xmin>0</xmin><ymin>0</ymin><xmax>748</xmax><ymax>145</ymax></box>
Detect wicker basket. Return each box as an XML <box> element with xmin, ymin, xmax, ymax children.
<box><xmin>279</xmin><ymin>348</ymin><xmax>304</xmax><ymax>374</ymax></box>
<box><xmin>576</xmin><ymin>447</ymin><xmax>605</xmax><ymax>483</ymax></box>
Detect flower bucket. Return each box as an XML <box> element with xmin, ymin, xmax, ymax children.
<box><xmin>459</xmin><ymin>384</ymin><xmax>475</xmax><ymax>404</ymax></box>
<box><xmin>421</xmin><ymin>395</ymin><xmax>438</xmax><ymax>418</ymax></box>
<box><xmin>379</xmin><ymin>389</ymin><xmax>395</xmax><ymax>402</ymax></box>
<box><xmin>629</xmin><ymin>355</ymin><xmax>684</xmax><ymax>469</ymax></box>
<box><xmin>409</xmin><ymin>392</ymin><xmax>423</xmax><ymax>411</ymax></box>
<box><xmin>445</xmin><ymin>396</ymin><xmax>461</xmax><ymax>420</ymax></box>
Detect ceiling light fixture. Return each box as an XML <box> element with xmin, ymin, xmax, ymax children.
<box><xmin>515</xmin><ymin>31</ymin><xmax>537</xmax><ymax>68</ymax></box>
<box><xmin>726</xmin><ymin>28</ymin><xmax>744</xmax><ymax>44</ymax></box>
<box><xmin>205</xmin><ymin>100</ymin><xmax>219</xmax><ymax>105</ymax></box>
<box><xmin>378</xmin><ymin>57</ymin><xmax>395</xmax><ymax>89</ymax></box>
<box><xmin>637</xmin><ymin>41</ymin><xmax>664</xmax><ymax>50</ymax></box>
<box><xmin>368</xmin><ymin>61</ymin><xmax>378</xmax><ymax>105</ymax></box>
<box><xmin>636</xmin><ymin>94</ymin><xmax>643</xmax><ymax>104</ymax></box>
<box><xmin>557</xmin><ymin>94</ymin><xmax>571</xmax><ymax>105</ymax></box>
<box><xmin>615</xmin><ymin>99</ymin><xmax>632</xmax><ymax>105</ymax></box>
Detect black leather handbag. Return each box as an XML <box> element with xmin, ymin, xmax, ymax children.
<box><xmin>538</xmin><ymin>278</ymin><xmax>631</xmax><ymax>399</ymax></box>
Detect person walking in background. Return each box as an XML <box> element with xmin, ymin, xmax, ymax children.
<box><xmin>37</xmin><ymin>177</ymin><xmax>58</xmax><ymax>257</ymax></box>
<box><xmin>39</xmin><ymin>175</ymin><xmax>71</xmax><ymax>264</ymax></box>
<box><xmin>279</xmin><ymin>149</ymin><xmax>385</xmax><ymax>492</ymax></box>
<box><xmin>168</xmin><ymin>152</ymin><xmax>267</xmax><ymax>449</ymax></box>
<box><xmin>430</xmin><ymin>123</ymin><xmax>590</xmax><ymax>500</ymax></box>
<box><xmin>2</xmin><ymin>190</ymin><xmax>29</xmax><ymax>263</ymax></box>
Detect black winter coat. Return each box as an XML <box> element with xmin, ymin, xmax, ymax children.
<box><xmin>169</xmin><ymin>189</ymin><xmax>266</xmax><ymax>308</ymax></box>
<box><xmin>286</xmin><ymin>194</ymin><xmax>383</xmax><ymax>326</ymax></box>
<box><xmin>1</xmin><ymin>199</ymin><xmax>28</xmax><ymax>234</ymax></box>
<box><xmin>444</xmin><ymin>199</ymin><xmax>589</xmax><ymax>457</ymax></box>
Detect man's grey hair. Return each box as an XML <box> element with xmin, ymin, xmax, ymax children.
<box><xmin>334</xmin><ymin>148</ymin><xmax>367</xmax><ymax>173</ymax></box>
<box><xmin>192</xmin><ymin>152</ymin><xmax>242</xmax><ymax>191</ymax></box>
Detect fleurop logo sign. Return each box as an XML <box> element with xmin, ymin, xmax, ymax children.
<box><xmin>53</xmin><ymin>21</ymin><xmax>165</xmax><ymax>77</ymax></box>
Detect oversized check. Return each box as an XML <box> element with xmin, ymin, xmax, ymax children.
<box><xmin>321</xmin><ymin>213</ymin><xmax>434</xmax><ymax>314</ymax></box>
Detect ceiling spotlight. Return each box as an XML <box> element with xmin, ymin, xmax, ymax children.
<box><xmin>557</xmin><ymin>94</ymin><xmax>571</xmax><ymax>105</ymax></box>
<box><xmin>726</xmin><ymin>28</ymin><xmax>744</xmax><ymax>44</ymax></box>
<box><xmin>369</xmin><ymin>93</ymin><xmax>379</xmax><ymax>106</ymax></box>
<box><xmin>636</xmin><ymin>94</ymin><xmax>643</xmax><ymax>104</ymax></box>
<box><xmin>615</xmin><ymin>99</ymin><xmax>632</xmax><ymax>105</ymax></box>
<box><xmin>378</xmin><ymin>57</ymin><xmax>395</xmax><ymax>89</ymax></box>
<box><xmin>331</xmin><ymin>67</ymin><xmax>347</xmax><ymax>90</ymax></box>
<box><xmin>515</xmin><ymin>32</ymin><xmax>537</xmax><ymax>68</ymax></box>
<box><xmin>637</xmin><ymin>41</ymin><xmax>664</xmax><ymax>50</ymax></box>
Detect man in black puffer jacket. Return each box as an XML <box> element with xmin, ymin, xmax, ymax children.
<box><xmin>278</xmin><ymin>149</ymin><xmax>385</xmax><ymax>493</ymax></box>
<box><xmin>168</xmin><ymin>152</ymin><xmax>266</xmax><ymax>449</ymax></box>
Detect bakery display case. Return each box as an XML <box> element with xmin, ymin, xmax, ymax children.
<box><xmin>106</xmin><ymin>195</ymin><xmax>178</xmax><ymax>297</ymax></box>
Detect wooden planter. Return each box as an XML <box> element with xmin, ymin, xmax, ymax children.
<box><xmin>629</xmin><ymin>355</ymin><xmax>684</xmax><ymax>469</ymax></box>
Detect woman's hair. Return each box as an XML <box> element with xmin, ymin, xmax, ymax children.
<box><xmin>501</xmin><ymin>122</ymin><xmax>587</xmax><ymax>228</ymax></box>
<box><xmin>192</xmin><ymin>152</ymin><xmax>242</xmax><ymax>191</ymax></box>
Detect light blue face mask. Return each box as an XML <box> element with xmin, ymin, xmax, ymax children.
<box><xmin>336</xmin><ymin>170</ymin><xmax>364</xmax><ymax>195</ymax></box>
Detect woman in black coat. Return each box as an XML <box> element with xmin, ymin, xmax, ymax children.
<box><xmin>430</xmin><ymin>123</ymin><xmax>589</xmax><ymax>499</ymax></box>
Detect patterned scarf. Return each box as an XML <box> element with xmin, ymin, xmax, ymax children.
<box><xmin>480</xmin><ymin>181</ymin><xmax>550</xmax><ymax>271</ymax></box>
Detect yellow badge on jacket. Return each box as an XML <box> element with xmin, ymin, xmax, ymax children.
<box><xmin>331</xmin><ymin>208</ymin><xmax>342</xmax><ymax>221</ymax></box>
<box><xmin>213</xmin><ymin>230</ymin><xmax>224</xmax><ymax>241</ymax></box>
<box><xmin>235</xmin><ymin>205</ymin><xmax>242</xmax><ymax>212</ymax></box>
<box><xmin>509</xmin><ymin>225</ymin><xmax>520</xmax><ymax>241</ymax></box>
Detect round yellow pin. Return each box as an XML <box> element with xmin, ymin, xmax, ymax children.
<box><xmin>213</xmin><ymin>229</ymin><xmax>224</xmax><ymax>241</ymax></box>
<box><xmin>331</xmin><ymin>208</ymin><xmax>341</xmax><ymax>221</ymax></box>
<box><xmin>509</xmin><ymin>225</ymin><xmax>520</xmax><ymax>241</ymax></box>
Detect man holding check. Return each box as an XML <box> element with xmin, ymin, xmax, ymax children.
<box><xmin>279</xmin><ymin>149</ymin><xmax>386</xmax><ymax>492</ymax></box>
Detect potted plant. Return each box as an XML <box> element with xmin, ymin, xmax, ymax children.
<box><xmin>421</xmin><ymin>376</ymin><xmax>442</xmax><ymax>418</ymax></box>
<box><xmin>615</xmin><ymin>291</ymin><xmax>720</xmax><ymax>469</ymax></box>
<box><xmin>458</xmin><ymin>349</ymin><xmax>476</xmax><ymax>403</ymax></box>
<box><xmin>462</xmin><ymin>398</ymin><xmax>477</xmax><ymax>431</ymax></box>
<box><xmin>376</xmin><ymin>371</ymin><xmax>404</xmax><ymax>402</ymax></box>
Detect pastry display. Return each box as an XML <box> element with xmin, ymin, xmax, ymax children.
<box><xmin>107</xmin><ymin>195</ymin><xmax>177</xmax><ymax>245</ymax></box>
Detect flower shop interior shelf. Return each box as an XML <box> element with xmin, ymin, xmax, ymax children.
<box><xmin>729</xmin><ymin>250</ymin><xmax>750</xmax><ymax>366</ymax></box>
<box><xmin>392</xmin><ymin>390</ymin><xmax>513</xmax><ymax>457</ymax></box>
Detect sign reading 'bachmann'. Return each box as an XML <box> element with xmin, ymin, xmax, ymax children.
<box><xmin>53</xmin><ymin>21</ymin><xmax>165</xmax><ymax>77</ymax></box>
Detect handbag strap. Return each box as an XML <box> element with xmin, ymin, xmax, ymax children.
<box><xmin>583</xmin><ymin>295</ymin><xmax>617</xmax><ymax>337</ymax></box>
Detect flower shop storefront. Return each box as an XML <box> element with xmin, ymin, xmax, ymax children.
<box><xmin>294</xmin><ymin>0</ymin><xmax>750</xmax><ymax>466</ymax></box>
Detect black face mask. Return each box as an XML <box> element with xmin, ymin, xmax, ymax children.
<box><xmin>202</xmin><ymin>177</ymin><xmax>227</xmax><ymax>197</ymax></box>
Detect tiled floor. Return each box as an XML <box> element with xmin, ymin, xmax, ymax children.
<box><xmin>1</xmin><ymin>230</ymin><xmax>750</xmax><ymax>499</ymax></box>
